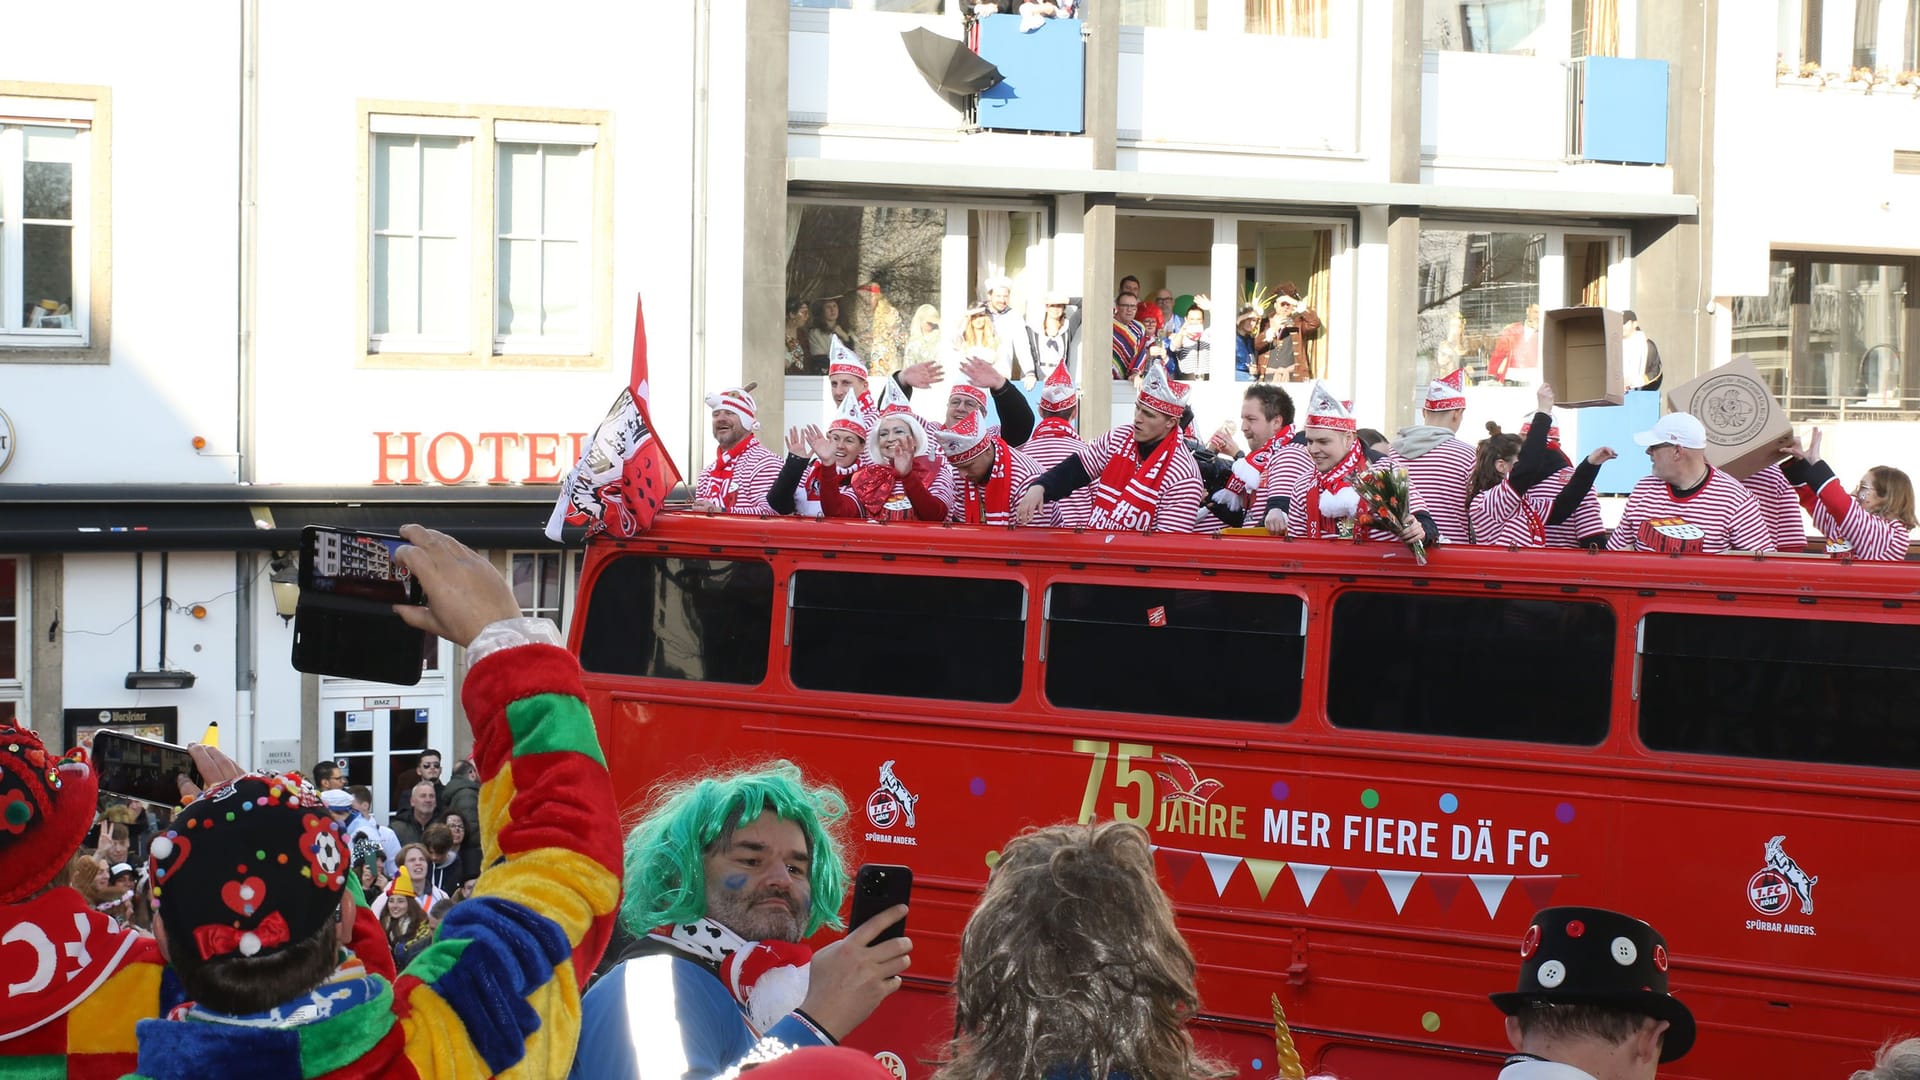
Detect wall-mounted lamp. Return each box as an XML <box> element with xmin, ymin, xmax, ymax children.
<box><xmin>125</xmin><ymin>670</ymin><xmax>196</xmax><ymax>690</ymax></box>
<box><xmin>269</xmin><ymin>551</ymin><xmax>300</xmax><ymax>624</ymax></box>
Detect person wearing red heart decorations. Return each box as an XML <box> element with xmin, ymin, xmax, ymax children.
<box><xmin>1489</xmin><ymin>906</ymin><xmax>1695</xmax><ymax>1079</ymax></box>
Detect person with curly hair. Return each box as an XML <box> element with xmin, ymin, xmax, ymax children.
<box><xmin>934</xmin><ymin>820</ymin><xmax>1232</xmax><ymax>1080</ymax></box>
<box><xmin>572</xmin><ymin>761</ymin><xmax>913</xmax><ymax>1079</ymax></box>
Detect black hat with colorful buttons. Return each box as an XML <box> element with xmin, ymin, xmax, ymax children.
<box><xmin>1489</xmin><ymin>906</ymin><xmax>1695</xmax><ymax>1063</ymax></box>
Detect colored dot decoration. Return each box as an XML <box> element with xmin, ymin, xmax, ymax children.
<box><xmin>1421</xmin><ymin>1011</ymin><xmax>1442</xmax><ymax>1033</ymax></box>
<box><xmin>984</xmin><ymin>850</ymin><xmax>1000</xmax><ymax>869</ymax></box>
<box><xmin>1438</xmin><ymin>792</ymin><xmax>1459</xmax><ymax>814</ymax></box>
<box><xmin>969</xmin><ymin>777</ymin><xmax>986</xmax><ymax>797</ymax></box>
<box><xmin>1270</xmin><ymin>780</ymin><xmax>1290</xmax><ymax>801</ymax></box>
<box><xmin>1251</xmin><ymin>1059</ymin><xmax>1263</xmax><ymax>1071</ymax></box>
<box><xmin>4</xmin><ymin>800</ymin><xmax>32</xmax><ymax>827</ymax></box>
<box><xmin>1360</xmin><ymin>788</ymin><xmax>1380</xmax><ymax>810</ymax></box>
<box><xmin>1555</xmin><ymin>802</ymin><xmax>1576</xmax><ymax>824</ymax></box>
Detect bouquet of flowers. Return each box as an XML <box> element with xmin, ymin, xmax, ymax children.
<box><xmin>1352</xmin><ymin>466</ymin><xmax>1427</xmax><ymax>564</ymax></box>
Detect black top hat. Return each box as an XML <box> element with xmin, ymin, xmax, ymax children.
<box><xmin>1489</xmin><ymin>906</ymin><xmax>1696</xmax><ymax>1063</ymax></box>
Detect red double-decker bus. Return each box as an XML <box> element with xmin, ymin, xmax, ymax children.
<box><xmin>569</xmin><ymin>514</ymin><xmax>1920</xmax><ymax>1079</ymax></box>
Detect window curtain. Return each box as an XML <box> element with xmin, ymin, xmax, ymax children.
<box><xmin>1246</xmin><ymin>0</ymin><xmax>1328</xmax><ymax>37</ymax></box>
<box><xmin>1306</xmin><ymin>229</ymin><xmax>1332</xmax><ymax>379</ymax></box>
<box><xmin>786</xmin><ymin>203</ymin><xmax>805</xmax><ymax>263</ymax></box>
<box><xmin>1584</xmin><ymin>0</ymin><xmax>1619</xmax><ymax>58</ymax></box>
<box><xmin>1580</xmin><ymin>241</ymin><xmax>1608</xmax><ymax>308</ymax></box>
<box><xmin>975</xmin><ymin>209</ymin><xmax>1010</xmax><ymax>301</ymax></box>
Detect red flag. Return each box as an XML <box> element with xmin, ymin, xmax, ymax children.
<box><xmin>546</xmin><ymin>296</ymin><xmax>683</xmax><ymax>540</ymax></box>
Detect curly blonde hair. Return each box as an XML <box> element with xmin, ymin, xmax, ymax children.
<box><xmin>934</xmin><ymin>821</ymin><xmax>1231</xmax><ymax>1080</ymax></box>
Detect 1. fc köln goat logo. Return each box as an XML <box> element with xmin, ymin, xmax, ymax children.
<box><xmin>866</xmin><ymin>760</ymin><xmax>920</xmax><ymax>831</ymax></box>
<box><xmin>1748</xmin><ymin>835</ymin><xmax>1818</xmax><ymax>916</ymax></box>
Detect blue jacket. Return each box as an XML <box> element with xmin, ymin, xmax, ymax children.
<box><xmin>572</xmin><ymin>952</ymin><xmax>832</xmax><ymax>1078</ymax></box>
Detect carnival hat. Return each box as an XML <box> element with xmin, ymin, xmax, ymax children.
<box><xmin>827</xmin><ymin>337</ymin><xmax>869</xmax><ymax>382</ymax></box>
<box><xmin>827</xmin><ymin>378</ymin><xmax>873</xmax><ymax>439</ymax></box>
<box><xmin>1137</xmin><ymin>361</ymin><xmax>1189</xmax><ymax>420</ymax></box>
<box><xmin>1304</xmin><ymin>383</ymin><xmax>1356</xmax><ymax>432</ymax></box>
<box><xmin>1489</xmin><ymin>906</ymin><xmax>1695</xmax><ymax>1063</ymax></box>
<box><xmin>932</xmin><ymin>409</ymin><xmax>993</xmax><ymax>465</ymax></box>
<box><xmin>0</xmin><ymin>723</ymin><xmax>98</xmax><ymax>904</ymax></box>
<box><xmin>1038</xmin><ymin>360</ymin><xmax>1079</xmax><ymax>414</ymax></box>
<box><xmin>150</xmin><ymin>773</ymin><xmax>351</xmax><ymax>961</ymax></box>
<box><xmin>705</xmin><ymin>386</ymin><xmax>760</xmax><ymax>432</ymax></box>
<box><xmin>1423</xmin><ymin>368</ymin><xmax>1467</xmax><ymax>412</ymax></box>
<box><xmin>949</xmin><ymin>384</ymin><xmax>989</xmax><ymax>411</ymax></box>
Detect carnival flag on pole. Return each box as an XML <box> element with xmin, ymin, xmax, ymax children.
<box><xmin>546</xmin><ymin>296</ymin><xmax>683</xmax><ymax>541</ymax></box>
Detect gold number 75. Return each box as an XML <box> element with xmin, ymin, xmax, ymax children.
<box><xmin>1073</xmin><ymin>739</ymin><xmax>1156</xmax><ymax>827</ymax></box>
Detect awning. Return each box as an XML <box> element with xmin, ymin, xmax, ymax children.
<box><xmin>0</xmin><ymin>485</ymin><xmax>596</xmax><ymax>553</ymax></box>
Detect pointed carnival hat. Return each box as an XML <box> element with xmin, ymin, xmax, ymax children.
<box><xmin>1136</xmin><ymin>360</ymin><xmax>1190</xmax><ymax>419</ymax></box>
<box><xmin>932</xmin><ymin>409</ymin><xmax>993</xmax><ymax>464</ymax></box>
<box><xmin>827</xmin><ymin>336</ymin><xmax>868</xmax><ymax>382</ymax></box>
<box><xmin>1423</xmin><ymin>368</ymin><xmax>1466</xmax><ymax>412</ymax></box>
<box><xmin>704</xmin><ymin>386</ymin><xmax>760</xmax><ymax>431</ymax></box>
<box><xmin>1038</xmin><ymin>360</ymin><xmax>1079</xmax><ymax>414</ymax></box>
<box><xmin>827</xmin><ymin>378</ymin><xmax>872</xmax><ymax>438</ymax></box>
<box><xmin>867</xmin><ymin>374</ymin><xmax>928</xmax><ymax>458</ymax></box>
<box><xmin>1304</xmin><ymin>383</ymin><xmax>1356</xmax><ymax>432</ymax></box>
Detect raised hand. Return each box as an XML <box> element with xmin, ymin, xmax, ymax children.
<box><xmin>1587</xmin><ymin>446</ymin><xmax>1618</xmax><ymax>466</ymax></box>
<box><xmin>391</xmin><ymin>524</ymin><xmax>525</xmax><ymax>648</ymax></box>
<box><xmin>899</xmin><ymin>361</ymin><xmax>942</xmax><ymax>389</ymax></box>
<box><xmin>798</xmin><ymin>903</ymin><xmax>913</xmax><ymax>1040</ymax></box>
<box><xmin>959</xmin><ymin>355</ymin><xmax>1006</xmax><ymax>390</ymax></box>
<box><xmin>804</xmin><ymin>424</ymin><xmax>832</xmax><ymax>460</ymax></box>
<box><xmin>1536</xmin><ymin>382</ymin><xmax>1556</xmax><ymax>415</ymax></box>
<box><xmin>785</xmin><ymin>426</ymin><xmax>809</xmax><ymax>457</ymax></box>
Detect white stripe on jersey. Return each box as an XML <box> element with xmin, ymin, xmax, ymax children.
<box><xmin>1740</xmin><ymin>464</ymin><xmax>1809</xmax><ymax>552</ymax></box>
<box><xmin>1606</xmin><ymin>467</ymin><xmax>1769</xmax><ymax>554</ymax></box>
<box><xmin>1396</xmin><ymin>438</ymin><xmax>1476</xmax><ymax>543</ymax></box>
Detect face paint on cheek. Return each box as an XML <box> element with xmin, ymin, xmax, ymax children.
<box><xmin>722</xmin><ymin>873</ymin><xmax>748</xmax><ymax>891</ymax></box>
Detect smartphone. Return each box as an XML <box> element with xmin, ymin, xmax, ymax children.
<box><xmin>291</xmin><ymin>526</ymin><xmax>429</xmax><ymax>686</ymax></box>
<box><xmin>848</xmin><ymin>863</ymin><xmax>912</xmax><ymax>943</ymax></box>
<box><xmin>91</xmin><ymin>730</ymin><xmax>204</xmax><ymax>805</ymax></box>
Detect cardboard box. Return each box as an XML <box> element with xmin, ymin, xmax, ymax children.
<box><xmin>1541</xmin><ymin>307</ymin><xmax>1625</xmax><ymax>407</ymax></box>
<box><xmin>1663</xmin><ymin>355</ymin><xmax>1794</xmax><ymax>478</ymax></box>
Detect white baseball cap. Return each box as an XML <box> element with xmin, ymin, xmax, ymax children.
<box><xmin>1633</xmin><ymin>412</ymin><xmax>1707</xmax><ymax>450</ymax></box>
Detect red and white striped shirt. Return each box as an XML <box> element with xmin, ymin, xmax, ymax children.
<box><xmin>1254</xmin><ymin>443</ymin><xmax>1314</xmax><ymax>526</ymax></box>
<box><xmin>1061</xmin><ymin>429</ymin><xmax>1206</xmax><ymax>533</ymax></box>
<box><xmin>1396</xmin><ymin>437</ymin><xmax>1477</xmax><ymax>543</ymax></box>
<box><xmin>1741</xmin><ymin>464</ymin><xmax>1809</xmax><ymax>552</ymax></box>
<box><xmin>1280</xmin><ymin>453</ymin><xmax>1430</xmax><ymax>543</ymax></box>
<box><xmin>1025</xmin><ymin>425</ymin><xmax>1096</xmax><ymax>529</ymax></box>
<box><xmin>1801</xmin><ymin>476</ymin><xmax>1913</xmax><ymax>561</ymax></box>
<box><xmin>948</xmin><ymin>443</ymin><xmax>1053</xmax><ymax>527</ymax></box>
<box><xmin>1606</xmin><ymin>467</ymin><xmax>1769</xmax><ymax>554</ymax></box>
<box><xmin>1528</xmin><ymin>465</ymin><xmax>1605</xmax><ymax>547</ymax></box>
<box><xmin>693</xmin><ymin>438</ymin><xmax>782</xmax><ymax>515</ymax></box>
<box><xmin>1468</xmin><ymin>480</ymin><xmax>1547</xmax><ymax>547</ymax></box>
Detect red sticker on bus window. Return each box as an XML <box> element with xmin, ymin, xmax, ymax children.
<box><xmin>1147</xmin><ymin>606</ymin><xmax>1167</xmax><ymax>627</ymax></box>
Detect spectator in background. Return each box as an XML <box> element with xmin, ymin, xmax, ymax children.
<box><xmin>391</xmin><ymin>779</ymin><xmax>444</xmax><ymax>849</ymax></box>
<box><xmin>311</xmin><ymin>759</ymin><xmax>345</xmax><ymax>791</ymax></box>
<box><xmin>933</xmin><ymin>821</ymin><xmax>1229</xmax><ymax>1080</ymax></box>
<box><xmin>784</xmin><ymin>298</ymin><xmax>811</xmax><ymax>375</ymax></box>
<box><xmin>572</xmin><ymin>762</ymin><xmax>912</xmax><ymax>1078</ymax></box>
<box><xmin>1151</xmin><ymin>287</ymin><xmax>1179</xmax><ymax>339</ymax></box>
<box><xmin>1167</xmin><ymin>298</ymin><xmax>1212</xmax><ymax>380</ymax></box>
<box><xmin>442</xmin><ymin>756</ymin><xmax>480</xmax><ymax>856</ymax></box>
<box><xmin>1434</xmin><ymin>311</ymin><xmax>1469</xmax><ymax>378</ymax></box>
<box><xmin>1850</xmin><ymin>1038</ymin><xmax>1920</xmax><ymax>1080</ymax></box>
<box><xmin>95</xmin><ymin>820</ymin><xmax>131</xmax><ymax>867</ymax></box>
<box><xmin>955</xmin><ymin>305</ymin><xmax>1008</xmax><ymax>381</ymax></box>
<box><xmin>1489</xmin><ymin>907</ymin><xmax>1693</xmax><ymax>1079</ymax></box>
<box><xmin>1490</xmin><ymin>304</ymin><xmax>1542</xmax><ymax>386</ymax></box>
<box><xmin>1264</xmin><ymin>286</ymin><xmax>1321</xmax><ymax>381</ymax></box>
<box><xmin>390</xmin><ymin>747</ymin><xmax>444</xmax><ymax>817</ymax></box>
<box><xmin>982</xmin><ymin>276</ymin><xmax>1036</xmax><ymax>379</ymax></box>
<box><xmin>1028</xmin><ymin>291</ymin><xmax>1077</xmax><ymax>383</ymax></box>
<box><xmin>349</xmin><ymin>784</ymin><xmax>401</xmax><ymax>876</ymax></box>
<box><xmin>905</xmin><ymin>304</ymin><xmax>944</xmax><ymax>370</ymax></box>
<box><xmin>1621</xmin><ymin>309</ymin><xmax>1663</xmax><ymax>390</ymax></box>
<box><xmin>378</xmin><ymin>845</ymin><xmax>442</xmax><ymax>968</ymax></box>
<box><xmin>421</xmin><ymin>823</ymin><xmax>462</xmax><ymax>899</ymax></box>
<box><xmin>853</xmin><ymin>282</ymin><xmax>902</xmax><ymax>375</ymax></box>
<box><xmin>1112</xmin><ymin>293</ymin><xmax>1149</xmax><ymax>380</ymax></box>
<box><xmin>1783</xmin><ymin>428</ymin><xmax>1915</xmax><ymax>561</ymax></box>
<box><xmin>1130</xmin><ymin>282</ymin><xmax>1166</xmax><ymax>344</ymax></box>
<box><xmin>1608</xmin><ymin>413</ymin><xmax>1769</xmax><ymax>555</ymax></box>
<box><xmin>1234</xmin><ymin>304</ymin><xmax>1273</xmax><ymax>382</ymax></box>
<box><xmin>443</xmin><ymin>812</ymin><xmax>481</xmax><ymax>887</ymax></box>
<box><xmin>805</xmin><ymin>296</ymin><xmax>854</xmax><ymax>371</ymax></box>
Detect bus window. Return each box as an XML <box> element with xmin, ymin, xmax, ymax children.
<box><xmin>1043</xmin><ymin>584</ymin><xmax>1305</xmax><ymax>723</ymax></box>
<box><xmin>577</xmin><ymin>556</ymin><xmax>774</xmax><ymax>684</ymax></box>
<box><xmin>789</xmin><ymin>571</ymin><xmax>1024</xmax><ymax>703</ymax></box>
<box><xmin>1639</xmin><ymin>612</ymin><xmax>1920</xmax><ymax>770</ymax></box>
<box><xmin>1328</xmin><ymin>592</ymin><xmax>1613</xmax><ymax>744</ymax></box>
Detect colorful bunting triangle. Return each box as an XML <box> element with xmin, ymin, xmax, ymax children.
<box><xmin>1244</xmin><ymin>858</ymin><xmax>1287</xmax><ymax>901</ymax></box>
<box><xmin>1154</xmin><ymin>846</ymin><xmax>1198</xmax><ymax>889</ymax></box>
<box><xmin>1517</xmin><ymin>875</ymin><xmax>1560</xmax><ymax>911</ymax></box>
<box><xmin>1425</xmin><ymin>873</ymin><xmax>1463</xmax><ymax>912</ymax></box>
<box><xmin>1378</xmin><ymin>870</ymin><xmax>1421</xmax><ymax>914</ymax></box>
<box><xmin>1470</xmin><ymin>874</ymin><xmax>1514</xmax><ymax>918</ymax></box>
<box><xmin>1202</xmin><ymin>852</ymin><xmax>1242</xmax><ymax>896</ymax></box>
<box><xmin>1333</xmin><ymin>867</ymin><xmax>1373</xmax><ymax>906</ymax></box>
<box><xmin>1290</xmin><ymin>863</ymin><xmax>1328</xmax><ymax>907</ymax></box>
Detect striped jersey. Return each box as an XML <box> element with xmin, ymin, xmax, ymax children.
<box><xmin>1802</xmin><ymin>475</ymin><xmax>1913</xmax><ymax>561</ymax></box>
<box><xmin>1061</xmin><ymin>429</ymin><xmax>1206</xmax><ymax>533</ymax></box>
<box><xmin>1279</xmin><ymin>454</ymin><xmax>1431</xmax><ymax>543</ymax></box>
<box><xmin>948</xmin><ymin>442</ymin><xmax>1053</xmax><ymax>527</ymax></box>
<box><xmin>1468</xmin><ymin>480</ymin><xmax>1547</xmax><ymax>547</ymax></box>
<box><xmin>1024</xmin><ymin>428</ymin><xmax>1096</xmax><ymax>529</ymax></box>
<box><xmin>1606</xmin><ymin>467</ymin><xmax>1769</xmax><ymax>554</ymax></box>
<box><xmin>1740</xmin><ymin>464</ymin><xmax>1809</xmax><ymax>552</ymax></box>
<box><xmin>1395</xmin><ymin>437</ymin><xmax>1477</xmax><ymax>543</ymax></box>
<box><xmin>1529</xmin><ymin>464</ymin><xmax>1606</xmax><ymax>547</ymax></box>
<box><xmin>693</xmin><ymin>438</ymin><xmax>782</xmax><ymax>515</ymax></box>
<box><xmin>1253</xmin><ymin>443</ymin><xmax>1314</xmax><ymax>528</ymax></box>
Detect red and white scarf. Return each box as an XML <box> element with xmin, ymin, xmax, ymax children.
<box><xmin>1087</xmin><ymin>434</ymin><xmax>1181</xmax><ymax>532</ymax></box>
<box><xmin>698</xmin><ymin>442</ymin><xmax>753</xmax><ymax>510</ymax></box>
<box><xmin>1227</xmin><ymin>425</ymin><xmax>1292</xmax><ymax>502</ymax></box>
<box><xmin>1031</xmin><ymin>415</ymin><xmax>1079</xmax><ymax>442</ymax></box>
<box><xmin>1305</xmin><ymin>439</ymin><xmax>1367</xmax><ymax>539</ymax></box>
<box><xmin>958</xmin><ymin>439</ymin><xmax>1015</xmax><ymax>525</ymax></box>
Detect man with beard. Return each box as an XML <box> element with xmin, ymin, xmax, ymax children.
<box><xmin>1203</xmin><ymin>383</ymin><xmax>1304</xmax><ymax>528</ymax></box>
<box><xmin>1015</xmin><ymin>361</ymin><xmax>1205</xmax><ymax>532</ymax></box>
<box><xmin>572</xmin><ymin>763</ymin><xmax>911</xmax><ymax>1078</ymax></box>
<box><xmin>691</xmin><ymin>386</ymin><xmax>782</xmax><ymax>515</ymax></box>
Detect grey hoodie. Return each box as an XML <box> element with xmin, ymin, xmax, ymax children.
<box><xmin>1394</xmin><ymin>423</ymin><xmax>1457</xmax><ymax>459</ymax></box>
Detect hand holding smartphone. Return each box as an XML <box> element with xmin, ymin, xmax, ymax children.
<box><xmin>848</xmin><ymin>863</ymin><xmax>913</xmax><ymax>943</ymax></box>
<box><xmin>291</xmin><ymin>527</ymin><xmax>430</xmax><ymax>685</ymax></box>
<box><xmin>91</xmin><ymin>731</ymin><xmax>205</xmax><ymax>805</ymax></box>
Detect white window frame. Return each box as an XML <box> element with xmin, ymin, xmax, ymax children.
<box><xmin>367</xmin><ymin>115</ymin><xmax>477</xmax><ymax>355</ymax></box>
<box><xmin>0</xmin><ymin>556</ymin><xmax>27</xmax><ymax>725</ymax></box>
<box><xmin>507</xmin><ymin>550</ymin><xmax>583</xmax><ymax>637</ymax></box>
<box><xmin>0</xmin><ymin>97</ymin><xmax>91</xmax><ymax>350</ymax></box>
<box><xmin>492</xmin><ymin>120</ymin><xmax>597</xmax><ymax>356</ymax></box>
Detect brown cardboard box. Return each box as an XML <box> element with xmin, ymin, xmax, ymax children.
<box><xmin>1541</xmin><ymin>307</ymin><xmax>1625</xmax><ymax>407</ymax></box>
<box><xmin>1664</xmin><ymin>355</ymin><xmax>1794</xmax><ymax>478</ymax></box>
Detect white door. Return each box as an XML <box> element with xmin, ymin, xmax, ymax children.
<box><xmin>316</xmin><ymin>638</ymin><xmax>453</xmax><ymax>823</ymax></box>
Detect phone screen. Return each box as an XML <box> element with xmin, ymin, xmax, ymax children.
<box><xmin>91</xmin><ymin>731</ymin><xmax>203</xmax><ymax>805</ymax></box>
<box><xmin>300</xmin><ymin>528</ymin><xmax>423</xmax><ymax>605</ymax></box>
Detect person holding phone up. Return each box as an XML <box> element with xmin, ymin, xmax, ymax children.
<box><xmin>572</xmin><ymin>762</ymin><xmax>913</xmax><ymax>1079</ymax></box>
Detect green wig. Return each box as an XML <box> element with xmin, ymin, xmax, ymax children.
<box><xmin>619</xmin><ymin>760</ymin><xmax>851</xmax><ymax>938</ymax></box>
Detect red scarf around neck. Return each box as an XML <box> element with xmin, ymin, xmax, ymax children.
<box><xmin>1305</xmin><ymin>439</ymin><xmax>1367</xmax><ymax>539</ymax></box>
<box><xmin>1087</xmin><ymin>433</ymin><xmax>1181</xmax><ymax>532</ymax></box>
<box><xmin>702</xmin><ymin>441</ymin><xmax>751</xmax><ymax>509</ymax></box>
<box><xmin>960</xmin><ymin>440</ymin><xmax>1014</xmax><ymax>524</ymax></box>
<box><xmin>1228</xmin><ymin>424</ymin><xmax>1292</xmax><ymax>500</ymax></box>
<box><xmin>1032</xmin><ymin>415</ymin><xmax>1080</xmax><ymax>441</ymax></box>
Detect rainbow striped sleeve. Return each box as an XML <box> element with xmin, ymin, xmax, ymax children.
<box><xmin>394</xmin><ymin>642</ymin><xmax>622</xmax><ymax>1078</ymax></box>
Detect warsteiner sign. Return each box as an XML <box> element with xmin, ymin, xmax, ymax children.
<box><xmin>373</xmin><ymin>431</ymin><xmax>589</xmax><ymax>485</ymax></box>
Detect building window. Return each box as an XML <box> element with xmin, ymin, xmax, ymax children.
<box><xmin>0</xmin><ymin>558</ymin><xmax>23</xmax><ymax>724</ymax></box>
<box><xmin>1424</xmin><ymin>0</ymin><xmax>1549</xmax><ymax>54</ymax></box>
<box><xmin>0</xmin><ymin>93</ymin><xmax>99</xmax><ymax>354</ymax></box>
<box><xmin>1417</xmin><ymin>229</ymin><xmax>1544</xmax><ymax>391</ymax></box>
<box><xmin>788</xmin><ymin>203</ymin><xmax>950</xmax><ymax>376</ymax></box>
<box><xmin>362</xmin><ymin>107</ymin><xmax>609</xmax><ymax>367</ymax></box>
<box><xmin>1734</xmin><ymin>252</ymin><xmax>1917</xmax><ymax>419</ymax></box>
<box><xmin>508</xmin><ymin>550</ymin><xmax>582</xmax><ymax>635</ymax></box>
<box><xmin>1851</xmin><ymin>0</ymin><xmax>1919</xmax><ymax>70</ymax></box>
